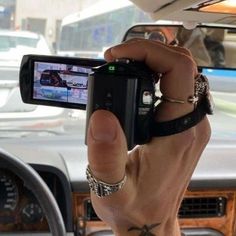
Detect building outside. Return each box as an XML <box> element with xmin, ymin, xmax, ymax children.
<box><xmin>0</xmin><ymin>0</ymin><xmax>15</xmax><ymax>28</ymax></box>
<box><xmin>12</xmin><ymin>0</ymin><xmax>102</xmax><ymax>50</ymax></box>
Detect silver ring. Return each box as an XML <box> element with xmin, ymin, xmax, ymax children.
<box><xmin>86</xmin><ymin>165</ymin><xmax>127</xmax><ymax>198</ymax></box>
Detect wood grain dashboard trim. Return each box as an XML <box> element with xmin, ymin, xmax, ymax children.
<box><xmin>73</xmin><ymin>190</ymin><xmax>236</xmax><ymax>235</ymax></box>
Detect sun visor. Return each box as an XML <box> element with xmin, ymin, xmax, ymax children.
<box><xmin>129</xmin><ymin>0</ymin><xmax>175</xmax><ymax>13</ymax></box>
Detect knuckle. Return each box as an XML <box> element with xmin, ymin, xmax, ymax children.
<box><xmin>124</xmin><ymin>38</ymin><xmax>144</xmax><ymax>43</ymax></box>
<box><xmin>175</xmin><ymin>46</ymin><xmax>192</xmax><ymax>57</ymax></box>
<box><xmin>174</xmin><ymin>52</ymin><xmax>197</xmax><ymax>74</ymax></box>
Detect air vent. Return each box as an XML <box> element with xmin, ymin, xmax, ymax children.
<box><xmin>84</xmin><ymin>199</ymin><xmax>100</xmax><ymax>221</ymax></box>
<box><xmin>179</xmin><ymin>197</ymin><xmax>226</xmax><ymax>218</ymax></box>
<box><xmin>84</xmin><ymin>197</ymin><xmax>227</xmax><ymax>221</ymax></box>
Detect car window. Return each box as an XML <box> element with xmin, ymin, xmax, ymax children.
<box><xmin>0</xmin><ymin>35</ymin><xmax>39</xmax><ymax>50</ymax></box>
<box><xmin>14</xmin><ymin>37</ymin><xmax>38</xmax><ymax>47</ymax></box>
<box><xmin>0</xmin><ymin>36</ymin><xmax>12</xmax><ymax>51</ymax></box>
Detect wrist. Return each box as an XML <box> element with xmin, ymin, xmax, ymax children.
<box><xmin>112</xmin><ymin>218</ymin><xmax>181</xmax><ymax>236</ymax></box>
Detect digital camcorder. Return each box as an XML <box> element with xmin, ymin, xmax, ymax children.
<box><xmin>20</xmin><ymin>55</ymin><xmax>156</xmax><ymax>149</ymax></box>
<box><xmin>86</xmin><ymin>59</ymin><xmax>155</xmax><ymax>149</ymax></box>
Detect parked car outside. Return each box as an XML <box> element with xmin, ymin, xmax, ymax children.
<box><xmin>0</xmin><ymin>30</ymin><xmax>66</xmax><ymax>134</ymax></box>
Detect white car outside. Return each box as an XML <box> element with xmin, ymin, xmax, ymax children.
<box><xmin>0</xmin><ymin>30</ymin><xmax>51</xmax><ymax>67</ymax></box>
<box><xmin>0</xmin><ymin>30</ymin><xmax>66</xmax><ymax>133</ymax></box>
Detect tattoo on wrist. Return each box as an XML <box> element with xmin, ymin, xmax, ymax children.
<box><xmin>128</xmin><ymin>223</ymin><xmax>161</xmax><ymax>236</ymax></box>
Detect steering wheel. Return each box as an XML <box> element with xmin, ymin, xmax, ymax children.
<box><xmin>0</xmin><ymin>148</ymin><xmax>66</xmax><ymax>236</ymax></box>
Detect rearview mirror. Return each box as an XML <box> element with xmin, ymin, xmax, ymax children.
<box><xmin>123</xmin><ymin>24</ymin><xmax>236</xmax><ymax>69</ymax></box>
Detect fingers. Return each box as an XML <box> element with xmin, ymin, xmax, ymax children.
<box><xmin>105</xmin><ymin>39</ymin><xmax>196</xmax><ymax>75</ymax></box>
<box><xmin>106</xmin><ymin>38</ymin><xmax>194</xmax><ymax>60</ymax></box>
<box><xmin>120</xmin><ymin>39</ymin><xmax>197</xmax><ymax>73</ymax></box>
<box><xmin>87</xmin><ymin>110</ymin><xmax>128</xmax><ymax>184</ymax></box>
<box><xmin>104</xmin><ymin>39</ymin><xmax>197</xmax><ymax>120</ymax></box>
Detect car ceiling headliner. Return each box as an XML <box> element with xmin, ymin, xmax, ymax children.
<box><xmin>130</xmin><ymin>0</ymin><xmax>236</xmax><ymax>26</ymax></box>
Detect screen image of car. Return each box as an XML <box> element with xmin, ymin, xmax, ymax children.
<box><xmin>33</xmin><ymin>61</ymin><xmax>90</xmax><ymax>105</ymax></box>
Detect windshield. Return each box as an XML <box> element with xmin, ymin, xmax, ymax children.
<box><xmin>0</xmin><ymin>0</ymin><xmax>235</xmax><ymax>141</ymax></box>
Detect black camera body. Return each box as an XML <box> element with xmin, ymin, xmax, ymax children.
<box><xmin>86</xmin><ymin>59</ymin><xmax>156</xmax><ymax>150</ymax></box>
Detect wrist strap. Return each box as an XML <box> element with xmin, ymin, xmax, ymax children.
<box><xmin>151</xmin><ymin>103</ymin><xmax>206</xmax><ymax>137</ymax></box>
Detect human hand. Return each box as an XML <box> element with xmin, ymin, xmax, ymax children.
<box><xmin>86</xmin><ymin>40</ymin><xmax>211</xmax><ymax>236</ymax></box>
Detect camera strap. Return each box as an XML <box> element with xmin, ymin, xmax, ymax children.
<box><xmin>151</xmin><ymin>103</ymin><xmax>207</xmax><ymax>137</ymax></box>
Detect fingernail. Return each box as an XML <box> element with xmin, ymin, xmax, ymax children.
<box><xmin>90</xmin><ymin>112</ymin><xmax>117</xmax><ymax>142</ymax></box>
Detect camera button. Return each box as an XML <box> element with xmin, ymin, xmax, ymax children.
<box><xmin>104</xmin><ymin>92</ymin><xmax>113</xmax><ymax>111</ymax></box>
<box><xmin>142</xmin><ymin>91</ymin><xmax>153</xmax><ymax>105</ymax></box>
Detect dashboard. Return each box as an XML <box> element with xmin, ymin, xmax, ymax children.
<box><xmin>0</xmin><ymin>169</ymin><xmax>48</xmax><ymax>232</ymax></box>
<box><xmin>0</xmin><ymin>135</ymin><xmax>235</xmax><ymax>235</ymax></box>
<box><xmin>0</xmin><ymin>145</ymin><xmax>73</xmax><ymax>234</ymax></box>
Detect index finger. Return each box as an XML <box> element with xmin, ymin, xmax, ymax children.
<box><xmin>104</xmin><ymin>40</ymin><xmax>196</xmax><ymax>75</ymax></box>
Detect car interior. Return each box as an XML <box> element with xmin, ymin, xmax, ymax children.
<box><xmin>0</xmin><ymin>0</ymin><xmax>236</xmax><ymax>236</ymax></box>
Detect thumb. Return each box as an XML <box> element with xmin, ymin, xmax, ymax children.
<box><xmin>87</xmin><ymin>110</ymin><xmax>127</xmax><ymax>184</ymax></box>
